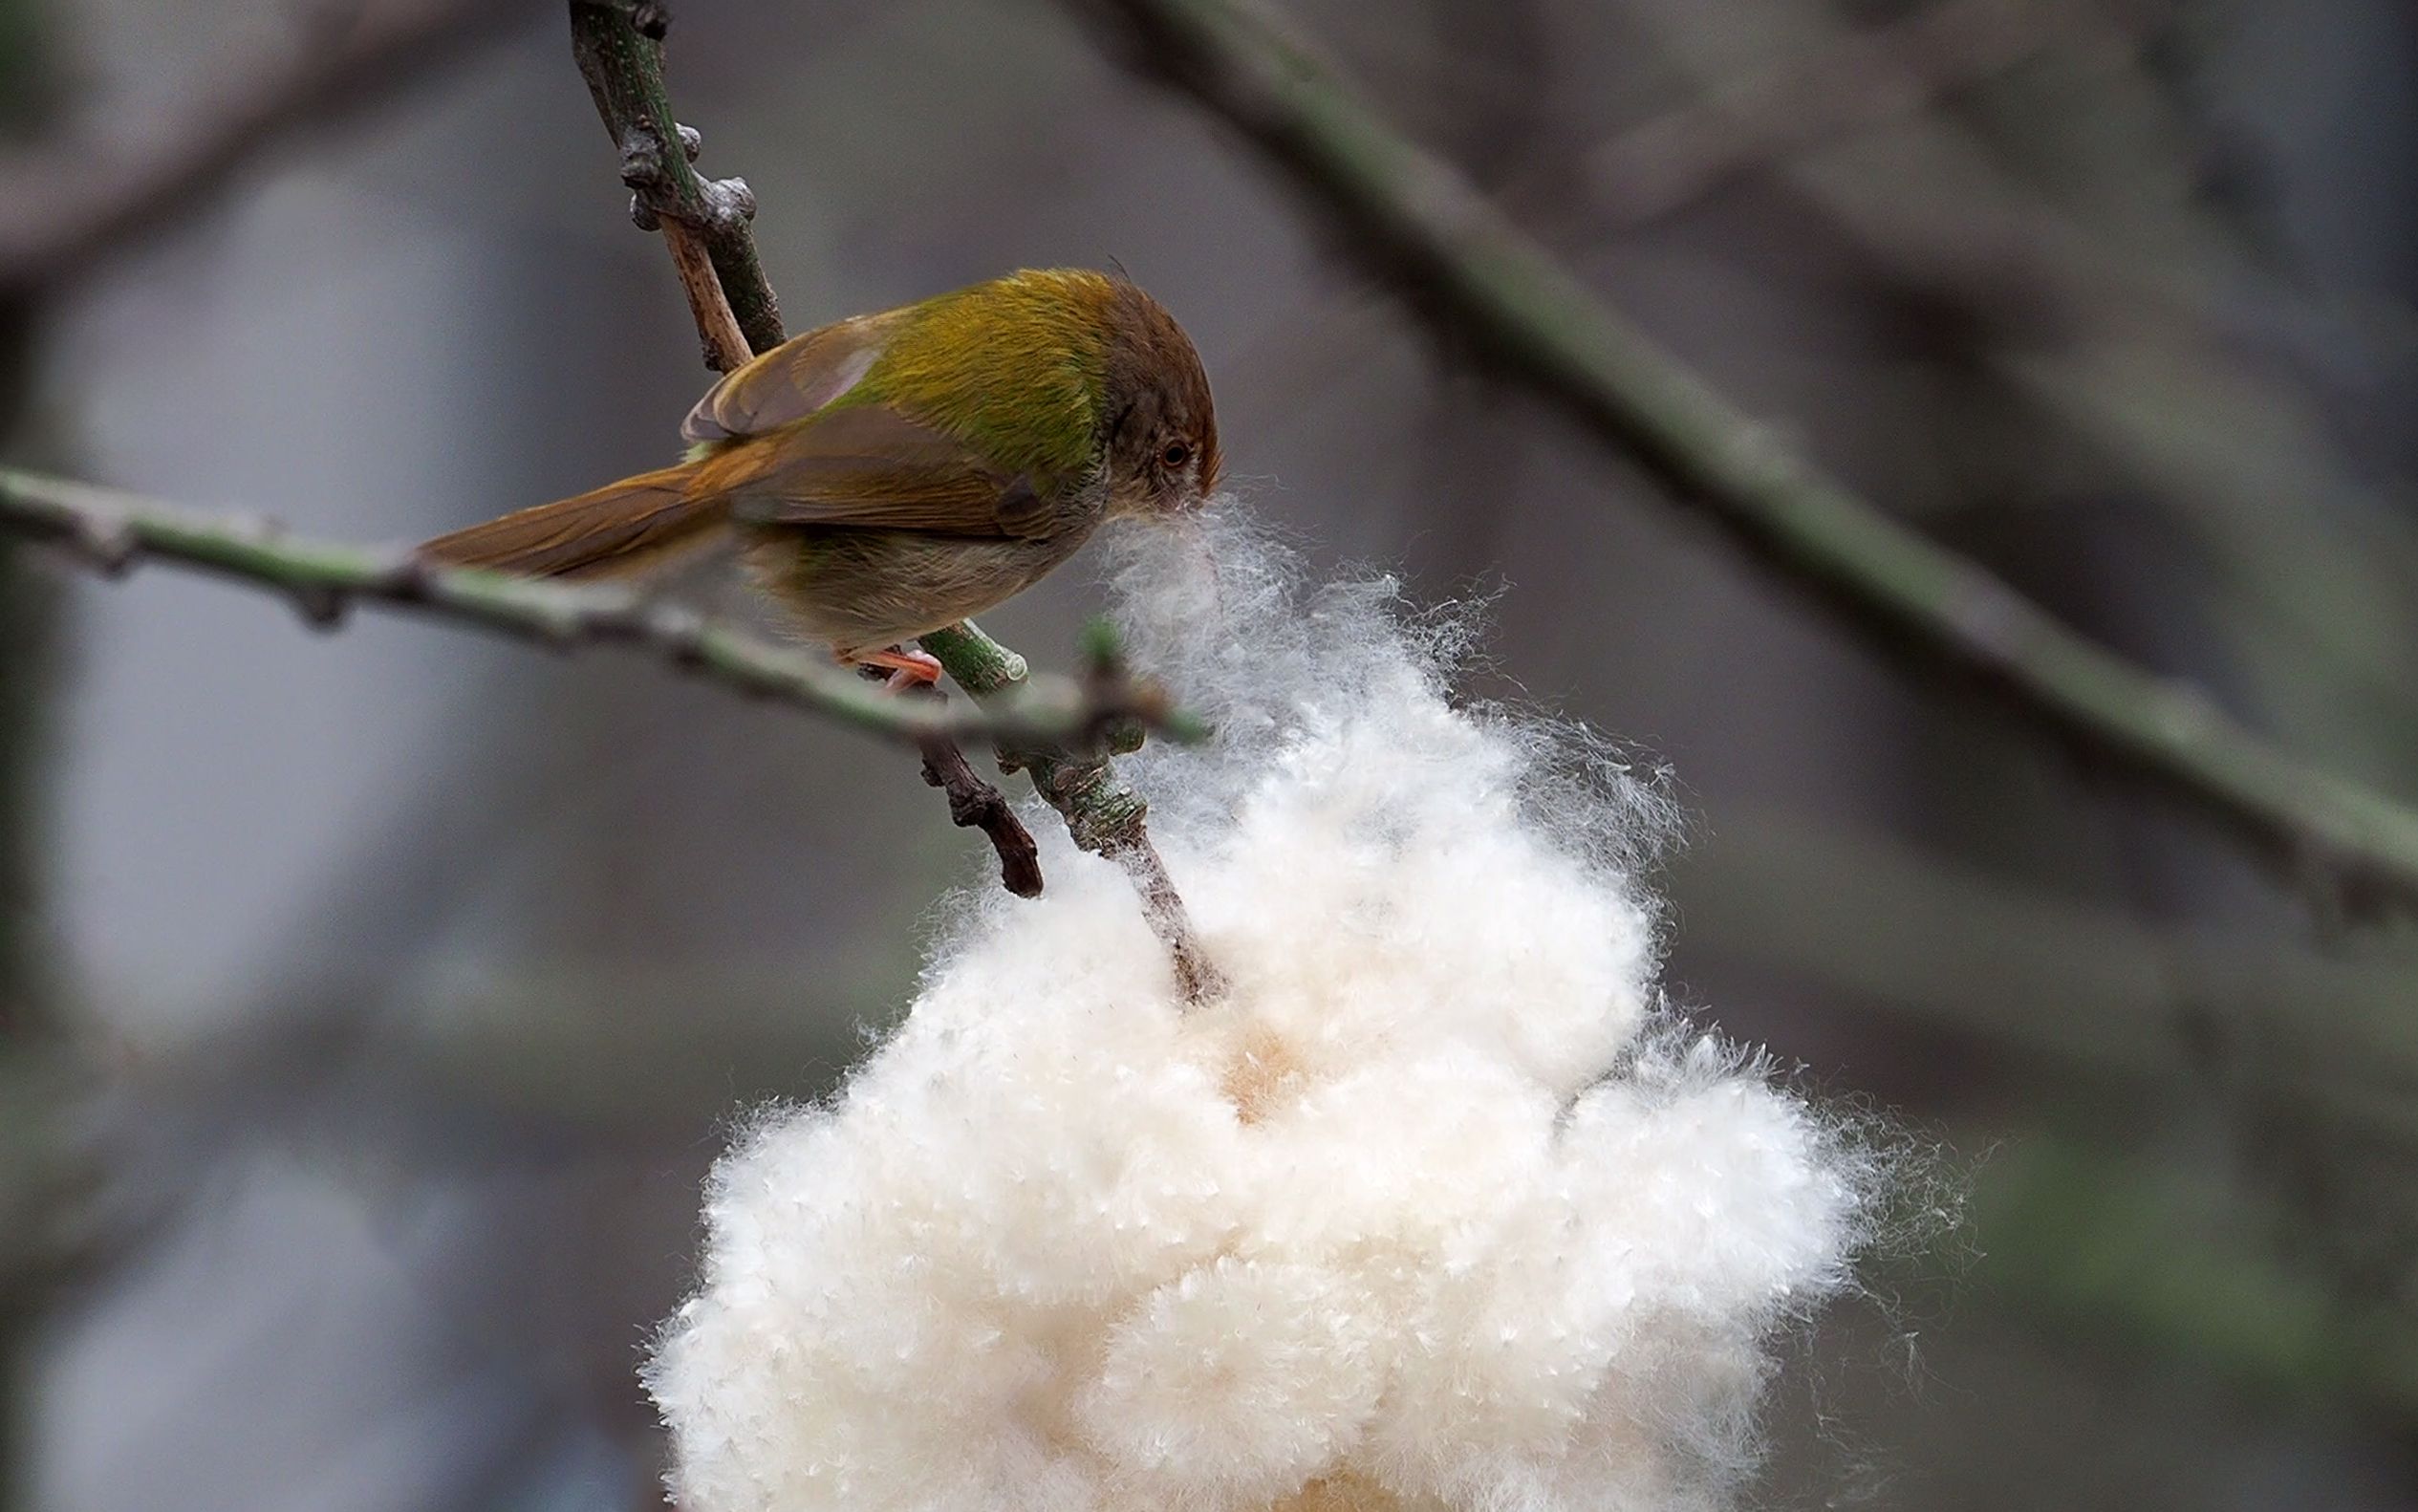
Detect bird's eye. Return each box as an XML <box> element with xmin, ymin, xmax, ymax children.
<box><xmin>1161</xmin><ymin>442</ymin><xmax>1190</xmax><ymax>468</ymax></box>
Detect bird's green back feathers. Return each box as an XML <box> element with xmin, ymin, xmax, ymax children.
<box><xmin>837</xmin><ymin>269</ymin><xmax>1122</xmax><ymax>487</ymax></box>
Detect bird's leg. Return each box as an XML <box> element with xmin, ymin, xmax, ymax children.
<box><xmin>845</xmin><ymin>645</ymin><xmax>946</xmax><ymax>691</ymax></box>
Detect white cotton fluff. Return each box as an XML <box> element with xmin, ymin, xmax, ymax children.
<box><xmin>648</xmin><ymin>510</ymin><xmax>1877</xmax><ymax>1512</ymax></box>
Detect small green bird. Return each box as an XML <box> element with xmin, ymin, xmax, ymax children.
<box><xmin>422</xmin><ymin>268</ymin><xmax>1220</xmax><ymax>683</ymax></box>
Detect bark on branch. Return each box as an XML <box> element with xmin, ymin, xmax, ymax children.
<box><xmin>566</xmin><ymin>0</ymin><xmax>782</xmax><ymax>365</ymax></box>
<box><xmin>1056</xmin><ymin>0</ymin><xmax>2418</xmax><ymax>924</ymax></box>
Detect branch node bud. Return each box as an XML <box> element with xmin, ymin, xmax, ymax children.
<box><xmin>618</xmin><ymin>126</ymin><xmax>666</xmax><ymax>190</ymax></box>
<box><xmin>702</xmin><ymin>176</ymin><xmax>755</xmax><ymax>229</ymax></box>
<box><xmin>74</xmin><ymin>517</ymin><xmax>138</xmax><ymax>576</ymax></box>
<box><xmin>288</xmin><ymin>583</ymin><xmax>350</xmax><ymax>630</ymax></box>
<box><xmin>654</xmin><ymin>606</ymin><xmax>708</xmax><ymax>664</ymax></box>
<box><xmin>371</xmin><ymin>551</ymin><xmax>435</xmax><ymax>599</ymax></box>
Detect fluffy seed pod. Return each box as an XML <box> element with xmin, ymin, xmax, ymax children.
<box><xmin>647</xmin><ymin>512</ymin><xmax>1877</xmax><ymax>1512</ymax></box>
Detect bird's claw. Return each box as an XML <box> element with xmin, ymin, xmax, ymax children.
<box><xmin>847</xmin><ymin>646</ymin><xmax>945</xmax><ymax>692</ymax></box>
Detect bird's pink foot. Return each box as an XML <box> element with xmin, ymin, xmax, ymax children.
<box><xmin>847</xmin><ymin>645</ymin><xmax>945</xmax><ymax>691</ymax></box>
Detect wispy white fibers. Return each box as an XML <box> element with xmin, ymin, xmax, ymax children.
<box><xmin>647</xmin><ymin>509</ymin><xmax>1879</xmax><ymax>1512</ymax></box>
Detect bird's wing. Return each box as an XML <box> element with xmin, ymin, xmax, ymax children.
<box><xmin>699</xmin><ymin>401</ymin><xmax>1065</xmax><ymax>540</ymax></box>
<box><xmin>680</xmin><ymin>310</ymin><xmax>907</xmax><ymax>443</ymax></box>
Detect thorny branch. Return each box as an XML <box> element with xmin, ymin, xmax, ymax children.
<box><xmin>0</xmin><ymin>466</ymin><xmax>1186</xmax><ymax>753</ymax></box>
<box><xmin>565</xmin><ymin>1</ymin><xmax>1220</xmax><ymax>991</ymax></box>
<box><xmin>1060</xmin><ymin>0</ymin><xmax>2418</xmax><ymax>924</ymax></box>
<box><xmin>0</xmin><ymin>0</ymin><xmax>551</xmax><ymax>292</ymax></box>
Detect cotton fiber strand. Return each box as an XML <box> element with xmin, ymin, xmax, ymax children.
<box><xmin>648</xmin><ymin>510</ymin><xmax>1876</xmax><ymax>1512</ymax></box>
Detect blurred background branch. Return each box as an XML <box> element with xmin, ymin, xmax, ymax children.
<box><xmin>1</xmin><ymin>2</ymin><xmax>71</xmax><ymax>1504</ymax></box>
<box><xmin>0</xmin><ymin>0</ymin><xmax>551</xmax><ymax>293</ymax></box>
<box><xmin>1057</xmin><ymin>0</ymin><xmax>2418</xmax><ymax>924</ymax></box>
<box><xmin>1580</xmin><ymin>0</ymin><xmax>2177</xmax><ymax>230</ymax></box>
<box><xmin>1611</xmin><ymin>0</ymin><xmax>2418</xmax><ymax>796</ymax></box>
<box><xmin>1673</xmin><ymin>810</ymin><xmax>2418</xmax><ymax>1142</ymax></box>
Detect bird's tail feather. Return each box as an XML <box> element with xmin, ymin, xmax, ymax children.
<box><xmin>420</xmin><ymin>464</ymin><xmax>728</xmax><ymax>579</ymax></box>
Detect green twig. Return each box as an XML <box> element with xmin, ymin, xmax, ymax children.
<box><xmin>0</xmin><ymin>466</ymin><xmax>1179</xmax><ymax>751</ymax></box>
<box><xmin>1058</xmin><ymin>0</ymin><xmax>2418</xmax><ymax>923</ymax></box>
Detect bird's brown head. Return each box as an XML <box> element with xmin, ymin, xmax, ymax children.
<box><xmin>1100</xmin><ymin>279</ymin><xmax>1220</xmax><ymax>517</ymax></box>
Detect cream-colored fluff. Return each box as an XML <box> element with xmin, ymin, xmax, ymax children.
<box><xmin>648</xmin><ymin>513</ymin><xmax>1873</xmax><ymax>1512</ymax></box>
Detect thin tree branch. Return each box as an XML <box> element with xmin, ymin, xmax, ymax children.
<box><xmin>1057</xmin><ymin>0</ymin><xmax>2418</xmax><ymax>923</ymax></box>
<box><xmin>560</xmin><ymin>1</ymin><xmax>1217</xmax><ymax>980</ymax></box>
<box><xmin>1675</xmin><ymin>809</ymin><xmax>2418</xmax><ymax>1143</ymax></box>
<box><xmin>918</xmin><ymin>726</ymin><xmax>1046</xmax><ymax>899</ymax></box>
<box><xmin>0</xmin><ymin>466</ymin><xmax>1183</xmax><ymax>751</ymax></box>
<box><xmin>1610</xmin><ymin>0</ymin><xmax>2418</xmax><ymax>749</ymax></box>
<box><xmin>566</xmin><ymin>0</ymin><xmax>782</xmax><ymax>363</ymax></box>
<box><xmin>1581</xmin><ymin>0</ymin><xmax>2170</xmax><ymax>229</ymax></box>
<box><xmin>923</xmin><ymin>622</ymin><xmax>1224</xmax><ymax>1002</ymax></box>
<box><xmin>0</xmin><ymin>0</ymin><xmax>551</xmax><ymax>293</ymax></box>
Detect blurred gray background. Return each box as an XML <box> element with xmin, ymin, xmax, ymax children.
<box><xmin>6</xmin><ymin>0</ymin><xmax>2418</xmax><ymax>1508</ymax></box>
